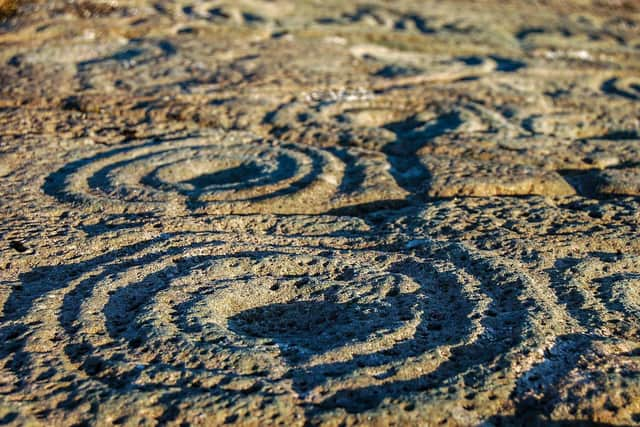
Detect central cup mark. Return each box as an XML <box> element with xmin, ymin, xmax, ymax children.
<box><xmin>182</xmin><ymin>162</ymin><xmax>265</xmax><ymax>189</ymax></box>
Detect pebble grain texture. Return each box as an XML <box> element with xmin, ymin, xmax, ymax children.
<box><xmin>1</xmin><ymin>1</ymin><xmax>640</xmax><ymax>426</ymax></box>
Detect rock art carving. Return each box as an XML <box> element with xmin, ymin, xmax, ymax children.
<box><xmin>1</xmin><ymin>0</ymin><xmax>640</xmax><ymax>425</ymax></box>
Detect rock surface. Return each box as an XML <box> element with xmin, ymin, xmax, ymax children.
<box><xmin>1</xmin><ymin>0</ymin><xmax>640</xmax><ymax>425</ymax></box>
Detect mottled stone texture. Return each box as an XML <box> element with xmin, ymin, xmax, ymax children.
<box><xmin>1</xmin><ymin>1</ymin><xmax>639</xmax><ymax>426</ymax></box>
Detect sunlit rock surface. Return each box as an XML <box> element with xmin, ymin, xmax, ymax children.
<box><xmin>1</xmin><ymin>1</ymin><xmax>640</xmax><ymax>425</ymax></box>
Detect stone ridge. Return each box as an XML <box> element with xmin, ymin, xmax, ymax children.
<box><xmin>0</xmin><ymin>1</ymin><xmax>639</xmax><ymax>426</ymax></box>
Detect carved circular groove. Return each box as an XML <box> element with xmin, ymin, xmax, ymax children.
<box><xmin>45</xmin><ymin>131</ymin><xmax>349</xmax><ymax>214</ymax></box>
<box><xmin>0</xmin><ymin>233</ymin><xmax>552</xmax><ymax>422</ymax></box>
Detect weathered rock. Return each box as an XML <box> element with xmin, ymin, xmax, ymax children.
<box><xmin>1</xmin><ymin>1</ymin><xmax>640</xmax><ymax>426</ymax></box>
